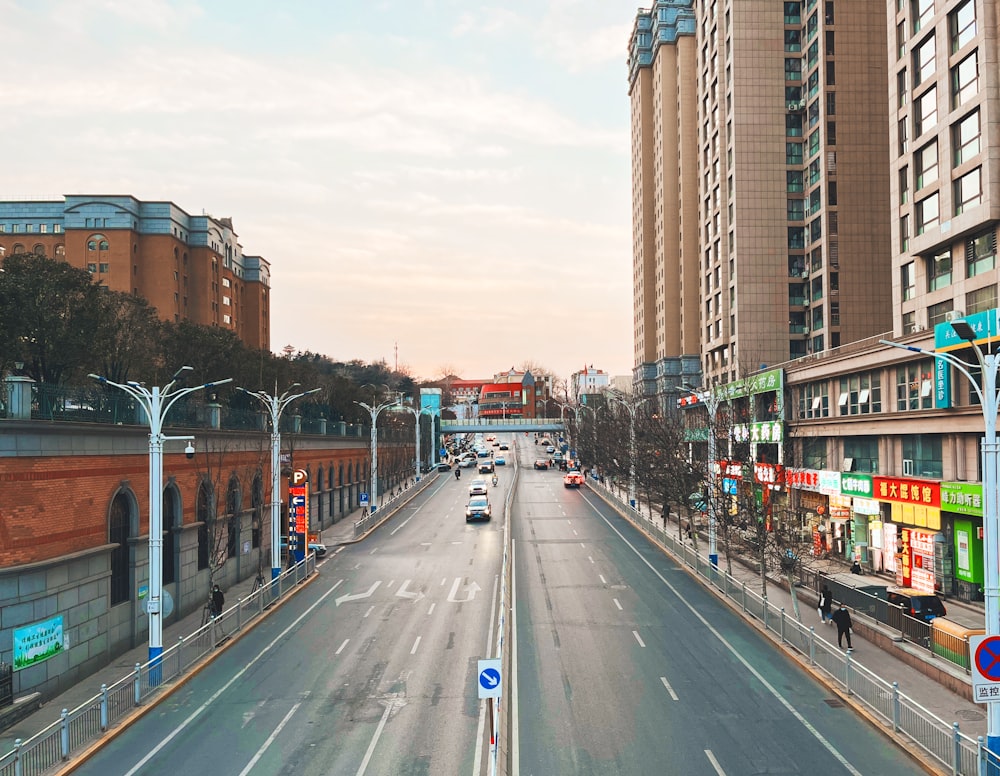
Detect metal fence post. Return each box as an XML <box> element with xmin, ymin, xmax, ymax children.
<box><xmin>134</xmin><ymin>663</ymin><xmax>142</xmax><ymax>705</ymax></box>
<box><xmin>59</xmin><ymin>708</ymin><xmax>70</xmax><ymax>759</ymax></box>
<box><xmin>953</xmin><ymin>722</ymin><xmax>961</xmax><ymax>776</ymax></box>
<box><xmin>14</xmin><ymin>738</ymin><xmax>22</xmax><ymax>776</ymax></box>
<box><xmin>741</xmin><ymin>581</ymin><xmax>747</xmax><ymax>613</ymax></box>
<box><xmin>100</xmin><ymin>684</ymin><xmax>109</xmax><ymax>731</ymax></box>
<box><xmin>178</xmin><ymin>636</ymin><xmax>184</xmax><ymax>676</ymax></box>
<box><xmin>763</xmin><ymin>597</ymin><xmax>769</xmax><ymax>631</ymax></box>
<box><xmin>809</xmin><ymin>627</ymin><xmax>816</xmax><ymax>665</ymax></box>
<box><xmin>845</xmin><ymin>651</ymin><xmax>853</xmax><ymax>694</ymax></box>
<box><xmin>237</xmin><ymin>597</ymin><xmax>244</xmax><ymax>634</ymax></box>
<box><xmin>892</xmin><ymin>682</ymin><xmax>900</xmax><ymax>732</ymax></box>
<box><xmin>780</xmin><ymin>608</ymin><xmax>786</xmax><ymax>643</ymax></box>
<box><xmin>977</xmin><ymin>735</ymin><xmax>985</xmax><ymax>776</ymax></box>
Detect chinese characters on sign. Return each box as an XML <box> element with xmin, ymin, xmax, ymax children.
<box><xmin>288</xmin><ymin>468</ymin><xmax>309</xmax><ymax>565</ymax></box>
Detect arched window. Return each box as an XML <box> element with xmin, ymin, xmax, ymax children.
<box><xmin>55</xmin><ymin>245</ymin><xmax>65</xmax><ymax>257</ymax></box>
<box><xmin>316</xmin><ymin>466</ymin><xmax>324</xmax><ymax>525</ymax></box>
<box><xmin>162</xmin><ymin>484</ymin><xmax>180</xmax><ymax>585</ymax></box>
<box><xmin>12</xmin><ymin>243</ymin><xmax>24</xmax><ymax>255</ymax></box>
<box><xmin>251</xmin><ymin>472</ymin><xmax>264</xmax><ymax>549</ymax></box>
<box><xmin>328</xmin><ymin>467</ymin><xmax>335</xmax><ymax>517</ymax></box>
<box><xmin>32</xmin><ymin>244</ymin><xmax>45</xmax><ymax>257</ymax></box>
<box><xmin>109</xmin><ymin>492</ymin><xmax>133</xmax><ymax>605</ymax></box>
<box><xmin>226</xmin><ymin>475</ymin><xmax>241</xmax><ymax>559</ymax></box>
<box><xmin>197</xmin><ymin>480</ymin><xmax>212</xmax><ymax>570</ymax></box>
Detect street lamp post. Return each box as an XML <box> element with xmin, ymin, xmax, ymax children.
<box><xmin>678</xmin><ymin>386</ymin><xmax>720</xmax><ymax>568</ymax></box>
<box><xmin>396</xmin><ymin>400</ymin><xmax>435</xmax><ymax>480</ymax></box>
<box><xmin>606</xmin><ymin>391</ymin><xmax>650</xmax><ymax>510</ymax></box>
<box><xmin>881</xmin><ymin>326</ymin><xmax>1000</xmax><ymax>753</ymax></box>
<box><xmin>355</xmin><ymin>393</ymin><xmax>401</xmax><ymax>514</ymax></box>
<box><xmin>237</xmin><ymin>383</ymin><xmax>321</xmax><ymax>580</ymax></box>
<box><xmin>88</xmin><ymin>367</ymin><xmax>232</xmax><ymax>667</ymax></box>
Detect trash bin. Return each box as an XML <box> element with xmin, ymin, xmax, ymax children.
<box><xmin>931</xmin><ymin>618</ymin><xmax>983</xmax><ymax>671</ymax></box>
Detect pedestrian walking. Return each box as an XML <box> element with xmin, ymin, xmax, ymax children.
<box><xmin>211</xmin><ymin>584</ymin><xmax>225</xmax><ymax>618</ymax></box>
<box><xmin>818</xmin><ymin>585</ymin><xmax>833</xmax><ymax>625</ymax></box>
<box><xmin>850</xmin><ymin>559</ymin><xmax>863</xmax><ymax>575</ymax></box>
<box><xmin>831</xmin><ymin>603</ymin><xmax>854</xmax><ymax>650</ymax></box>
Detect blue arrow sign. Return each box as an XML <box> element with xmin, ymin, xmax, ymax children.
<box><xmin>477</xmin><ymin>658</ymin><xmax>502</xmax><ymax>699</ymax></box>
<box><xmin>479</xmin><ymin>668</ymin><xmax>500</xmax><ymax>689</ymax></box>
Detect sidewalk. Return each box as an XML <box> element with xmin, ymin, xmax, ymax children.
<box><xmin>606</xmin><ymin>486</ymin><xmax>987</xmax><ymax>741</ymax></box>
<box><xmin>0</xmin><ymin>501</ymin><xmax>370</xmax><ymax>756</ymax></box>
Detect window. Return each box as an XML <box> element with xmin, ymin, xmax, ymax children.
<box><xmin>896</xmin><ymin>361</ymin><xmax>934</xmax><ymax>410</ymax></box>
<box><xmin>222</xmin><ymin>277</ymin><xmax>231</xmax><ymax>288</ymax></box>
<box><xmin>897</xmin><ymin>20</ymin><xmax>907</xmax><ymax>59</ymax></box>
<box><xmin>799</xmin><ymin>381</ymin><xmax>829</xmax><ymax>419</ymax></box>
<box><xmin>785</xmin><ymin>58</ymin><xmax>801</xmax><ymax>81</ymax></box>
<box><xmin>928</xmin><ymin>299</ymin><xmax>954</xmax><ymax>327</ymax></box>
<box><xmin>898</xmin><ymin>118</ymin><xmax>908</xmax><ymax>154</ymax></box>
<box><xmin>951</xmin><ymin>51</ymin><xmax>978</xmax><ymax>108</ymax></box>
<box><xmin>928</xmin><ymin>249</ymin><xmax>952</xmax><ymax>291</ymax></box>
<box><xmin>226</xmin><ymin>478</ymin><xmax>241</xmax><ymax>559</ymax></box>
<box><xmin>838</xmin><ymin>373</ymin><xmax>881</xmax><ymax>416</ymax></box>
<box><xmin>786</xmin><ymin>113</ymin><xmax>803</xmax><ymax>137</ymax></box>
<box><xmin>785</xmin><ymin>29</ymin><xmax>801</xmax><ymax>52</ymax></box>
<box><xmin>809</xmin><ymin>158</ymin><xmax>821</xmax><ymax>185</ymax></box>
<box><xmin>802</xmin><ymin>437</ymin><xmax>827</xmax><ymax>469</ymax></box>
<box><xmin>786</xmin><ymin>142</ymin><xmax>803</xmax><ymax>164</ymax></box>
<box><xmin>109</xmin><ymin>493</ymin><xmax>132</xmax><ymax>606</ymax></box>
<box><xmin>787</xmin><ymin>199</ymin><xmax>804</xmax><ymax>221</ymax></box>
<box><xmin>197</xmin><ymin>482</ymin><xmax>212</xmax><ymax>570</ymax></box>
<box><xmin>808</xmin><ymin>128</ymin><xmax>820</xmax><ymax>157</ymax></box>
<box><xmin>914</xmin><ymin>87</ymin><xmax>937</xmax><ymax>136</ymax></box>
<box><xmin>967</xmin><ymin>284</ymin><xmax>997</xmax><ymax>315</ymax></box>
<box><xmin>99</xmin><ymin>262</ymin><xmax>109</xmax><ymax>273</ymax></box>
<box><xmin>954</xmin><ymin>167</ymin><xmax>982</xmax><ymax>215</ymax></box>
<box><xmin>966</xmin><ymin>230</ymin><xmax>996</xmax><ymax>277</ymax></box>
<box><xmin>87</xmin><ymin>262</ymin><xmax>97</xmax><ymax>273</ymax></box>
<box><xmin>912</xmin><ymin>0</ymin><xmax>934</xmax><ymax>33</ymax></box>
<box><xmin>950</xmin><ymin>0</ymin><xmax>976</xmax><ymax>53</ymax></box>
<box><xmin>901</xmin><ymin>261</ymin><xmax>916</xmax><ymax>301</ymax></box>
<box><xmin>787</xmin><ymin>170</ymin><xmax>804</xmax><ymax>192</ymax></box>
<box><xmin>902</xmin><ymin>435</ymin><xmax>943</xmax><ymax>478</ymax></box>
<box><xmin>903</xmin><ymin>310</ymin><xmax>917</xmax><ymax>333</ymax></box>
<box><xmin>913</xmin><ymin>34</ymin><xmax>936</xmax><ymax>86</ymax></box>
<box><xmin>915</xmin><ymin>141</ymin><xmax>938</xmax><ymax>189</ymax></box>
<box><xmin>843</xmin><ymin>435</ymin><xmax>879</xmax><ymax>473</ymax></box>
<box><xmin>899</xmin><ymin>165</ymin><xmax>909</xmax><ymax>204</ymax></box>
<box><xmin>916</xmin><ymin>192</ymin><xmax>939</xmax><ymax>234</ymax></box>
<box><xmin>953</xmin><ymin>110</ymin><xmax>981</xmax><ymax>167</ymax></box>
<box><xmin>900</xmin><ymin>214</ymin><xmax>909</xmax><ymax>252</ymax></box>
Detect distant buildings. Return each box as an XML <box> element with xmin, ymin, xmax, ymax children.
<box><xmin>0</xmin><ymin>195</ymin><xmax>270</xmax><ymax>351</ymax></box>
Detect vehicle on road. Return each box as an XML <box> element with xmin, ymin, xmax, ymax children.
<box><xmin>459</xmin><ymin>458</ymin><xmax>477</xmax><ymax>468</ymax></box>
<box><xmin>887</xmin><ymin>587</ymin><xmax>946</xmax><ymax>621</ymax></box>
<box><xmin>478</xmin><ymin>460</ymin><xmax>496</xmax><ymax>474</ymax></box>
<box><xmin>437</xmin><ymin>461</ymin><xmax>452</xmax><ymax>471</ymax></box>
<box><xmin>499</xmin><ymin>443</ymin><xmax>509</xmax><ymax>450</ymax></box>
<box><xmin>563</xmin><ymin>471</ymin><xmax>584</xmax><ymax>488</ymax></box>
<box><xmin>545</xmin><ymin>445</ymin><xmax>556</xmax><ymax>453</ymax></box>
<box><xmin>465</xmin><ymin>496</ymin><xmax>492</xmax><ymax>522</ymax></box>
<box><xmin>469</xmin><ymin>478</ymin><xmax>488</xmax><ymax>496</ymax></box>
<box><xmin>533</xmin><ymin>460</ymin><xmax>549</xmax><ymax>470</ymax></box>
<box><xmin>280</xmin><ymin>538</ymin><xmax>328</xmax><ymax>558</ymax></box>
<box><xmin>495</xmin><ymin>456</ymin><xmax>506</xmax><ymax>466</ymax></box>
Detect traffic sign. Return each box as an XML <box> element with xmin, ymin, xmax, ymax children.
<box><xmin>359</xmin><ymin>492</ymin><xmax>369</xmax><ymax>505</ymax></box>
<box><xmin>477</xmin><ymin>658</ymin><xmax>501</xmax><ymax>699</ymax></box>
<box><xmin>971</xmin><ymin>635</ymin><xmax>1000</xmax><ymax>702</ymax></box>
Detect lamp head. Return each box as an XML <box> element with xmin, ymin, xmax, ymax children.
<box><xmin>950</xmin><ymin>320</ymin><xmax>976</xmax><ymax>342</ymax></box>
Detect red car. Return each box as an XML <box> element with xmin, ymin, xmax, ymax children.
<box><xmin>563</xmin><ymin>471</ymin><xmax>584</xmax><ymax>488</ymax></box>
<box><xmin>533</xmin><ymin>460</ymin><xmax>549</xmax><ymax>470</ymax></box>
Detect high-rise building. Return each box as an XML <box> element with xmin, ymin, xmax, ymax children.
<box><xmin>629</xmin><ymin>0</ymin><xmax>893</xmax><ymax>395</ymax></box>
<box><xmin>0</xmin><ymin>195</ymin><xmax>270</xmax><ymax>351</ymax></box>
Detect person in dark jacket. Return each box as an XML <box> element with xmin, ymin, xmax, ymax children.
<box><xmin>831</xmin><ymin>603</ymin><xmax>853</xmax><ymax>650</ymax></box>
<box><xmin>850</xmin><ymin>559</ymin><xmax>863</xmax><ymax>575</ymax></box>
<box><xmin>211</xmin><ymin>584</ymin><xmax>225</xmax><ymax>617</ymax></box>
<box><xmin>818</xmin><ymin>585</ymin><xmax>833</xmax><ymax>625</ymax></box>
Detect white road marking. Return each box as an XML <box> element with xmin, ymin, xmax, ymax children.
<box><xmin>355</xmin><ymin>698</ymin><xmax>395</xmax><ymax>776</ymax></box>
<box><xmin>660</xmin><ymin>676</ymin><xmax>679</xmax><ymax>701</ymax></box>
<box><xmin>335</xmin><ymin>639</ymin><xmax>349</xmax><ymax>655</ymax></box>
<box><xmin>512</xmin><ymin>542</ymin><xmax>520</xmax><ymax>776</ymax></box>
<box><xmin>369</xmin><ymin>547</ymin><xmax>378</xmax><ymax>555</ymax></box>
<box><xmin>599</xmin><ymin>574</ymin><xmax>607</xmax><ymax>585</ymax></box>
<box><xmin>395</xmin><ymin>579</ymin><xmax>424</xmax><ymax>601</ymax></box>
<box><xmin>121</xmin><ymin>578</ymin><xmax>344</xmax><ymax>776</ymax></box>
<box><xmin>632</xmin><ymin>630</ymin><xmax>646</xmax><ymax>648</ymax></box>
<box><xmin>237</xmin><ymin>701</ymin><xmax>301</xmax><ymax>776</ymax></box>
<box><xmin>335</xmin><ymin>581</ymin><xmax>381</xmax><ymax>607</ymax></box>
<box><xmin>447</xmin><ymin>577</ymin><xmax>482</xmax><ymax>603</ymax></box>
<box><xmin>588</xmin><ymin>556</ymin><xmax>594</xmax><ymax>564</ymax></box>
<box><xmin>572</xmin><ymin>530</ymin><xmax>578</xmax><ymax>536</ymax></box>
<box><xmin>386</xmin><ymin>579</ymin><xmax>395</xmax><ymax>589</ymax></box>
<box><xmin>584</xmin><ymin>492</ymin><xmax>867</xmax><ymax>776</ymax></box>
<box><xmin>613</xmin><ymin>598</ymin><xmax>623</xmax><ymax>611</ymax></box>
<box><xmin>705</xmin><ymin>749</ymin><xmax>726</xmax><ymax>775</ymax></box>
<box><xmin>473</xmin><ymin>573</ymin><xmax>501</xmax><ymax>776</ymax></box>
<box><xmin>420</xmin><ymin>542</ymin><xmax>432</xmax><ymax>546</ymax></box>
<box><xmin>427</xmin><ymin>603</ymin><xmax>436</xmax><ymax>615</ymax></box>
<box><xmin>363</xmin><ymin>606</ymin><xmax>375</xmax><ymax>619</ymax></box>
<box><xmin>579</xmin><ymin>543</ymin><xmax>585</xmax><ymax>548</ymax></box>
<box><xmin>567</xmin><ymin>519</ymin><xmax>572</xmax><ymax>525</ymax></box>
<box><xmin>441</xmin><ymin>577</ymin><xmax>447</xmax><ymax>586</ymax></box>
<box><xmin>390</xmin><ymin>515</ymin><xmax>413</xmax><ymax>535</ymax></box>
<box><xmin>410</xmin><ymin>636</ymin><xmax>421</xmax><ymax>654</ymax></box>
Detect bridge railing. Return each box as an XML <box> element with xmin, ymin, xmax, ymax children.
<box><xmin>440</xmin><ymin>418</ymin><xmax>565</xmax><ymax>429</ymax></box>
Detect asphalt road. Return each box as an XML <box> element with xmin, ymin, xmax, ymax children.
<box><xmin>69</xmin><ymin>470</ymin><xmax>505</xmax><ymax>776</ymax></box>
<box><xmin>510</xmin><ymin>437</ymin><xmax>924</xmax><ymax>775</ymax></box>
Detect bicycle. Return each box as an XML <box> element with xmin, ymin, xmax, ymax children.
<box><xmin>251</xmin><ymin>572</ymin><xmax>265</xmax><ymax>595</ymax></box>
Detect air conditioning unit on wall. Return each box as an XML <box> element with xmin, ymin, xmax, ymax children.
<box><xmin>945</xmin><ymin>310</ymin><xmax>966</xmax><ymax>322</ymax></box>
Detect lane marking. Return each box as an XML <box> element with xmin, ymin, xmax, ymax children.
<box><xmin>632</xmin><ymin>630</ymin><xmax>646</xmax><ymax>648</ymax></box>
<box><xmin>386</xmin><ymin>579</ymin><xmax>395</xmax><ymax>589</ymax></box>
<box><xmin>587</xmin><ymin>556</ymin><xmax>594</xmax><ymax>564</ymax></box>
<box><xmin>363</xmin><ymin>606</ymin><xmax>375</xmax><ymax>619</ymax></box>
<box><xmin>705</xmin><ymin>749</ymin><xmax>726</xmax><ymax>775</ymax></box>
<box><xmin>390</xmin><ymin>516</ymin><xmax>413</xmax><ymax>535</ymax></box>
<box><xmin>427</xmin><ymin>602</ymin><xmax>436</xmax><ymax>616</ymax></box>
<box><xmin>369</xmin><ymin>547</ymin><xmax>378</xmax><ymax>555</ymax></box>
<box><xmin>473</xmin><ymin>572</ymin><xmax>501</xmax><ymax>776</ymax></box>
<box><xmin>356</xmin><ymin>698</ymin><xmax>394</xmax><ymax>776</ymax></box>
<box><xmin>583</xmin><ymin>492</ymin><xmax>865</xmax><ymax>776</ymax></box>
<box><xmin>237</xmin><ymin>701</ymin><xmax>301</xmax><ymax>776</ymax></box>
<box><xmin>599</xmin><ymin>574</ymin><xmax>607</xmax><ymax>585</ymax></box>
<box><xmin>572</xmin><ymin>530</ymin><xmax>578</xmax><ymax>536</ymax></box>
<box><xmin>511</xmin><ymin>542</ymin><xmax>521</xmax><ymax>776</ymax></box>
<box><xmin>335</xmin><ymin>639</ymin><xmax>349</xmax><ymax>655</ymax></box>
<box><xmin>410</xmin><ymin>636</ymin><xmax>421</xmax><ymax>654</ymax></box>
<box><xmin>122</xmin><ymin>578</ymin><xmax>344</xmax><ymax>776</ymax></box>
<box><xmin>613</xmin><ymin>598</ymin><xmax>623</xmax><ymax>611</ymax></box>
<box><xmin>441</xmin><ymin>578</ymin><xmax>447</xmax><ymax>586</ymax></box>
<box><xmin>660</xmin><ymin>676</ymin><xmax>679</xmax><ymax>701</ymax></box>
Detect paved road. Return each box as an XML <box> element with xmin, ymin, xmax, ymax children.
<box><xmin>510</xmin><ymin>438</ymin><xmax>924</xmax><ymax>775</ymax></box>
<box><xmin>69</xmin><ymin>472</ymin><xmax>504</xmax><ymax>776</ymax></box>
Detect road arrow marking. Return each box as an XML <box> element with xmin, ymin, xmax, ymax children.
<box><xmin>395</xmin><ymin>579</ymin><xmax>425</xmax><ymax>601</ymax></box>
<box><xmin>335</xmin><ymin>580</ymin><xmax>381</xmax><ymax>607</ymax></box>
<box><xmin>447</xmin><ymin>577</ymin><xmax>482</xmax><ymax>603</ymax></box>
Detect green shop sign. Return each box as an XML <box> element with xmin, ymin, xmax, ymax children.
<box><xmin>840</xmin><ymin>473</ymin><xmax>873</xmax><ymax>498</ymax></box>
<box><xmin>940</xmin><ymin>482</ymin><xmax>983</xmax><ymax>517</ymax></box>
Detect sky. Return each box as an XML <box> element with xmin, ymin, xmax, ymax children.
<box><xmin>3</xmin><ymin>0</ymin><xmax>638</xmax><ymax>383</ymax></box>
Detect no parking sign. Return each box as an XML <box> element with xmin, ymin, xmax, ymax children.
<box><xmin>971</xmin><ymin>635</ymin><xmax>1000</xmax><ymax>703</ymax></box>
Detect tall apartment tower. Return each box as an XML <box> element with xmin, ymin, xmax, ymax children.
<box><xmin>888</xmin><ymin>0</ymin><xmax>999</xmax><ymax>335</ymax></box>
<box><xmin>629</xmin><ymin>0</ymin><xmax>893</xmax><ymax>394</ymax></box>
<box><xmin>0</xmin><ymin>195</ymin><xmax>270</xmax><ymax>351</ymax></box>
<box><xmin>627</xmin><ymin>2</ymin><xmax>701</xmax><ymax>400</ymax></box>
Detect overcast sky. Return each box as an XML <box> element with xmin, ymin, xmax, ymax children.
<box><xmin>3</xmin><ymin>0</ymin><xmax>637</xmax><ymax>383</ymax></box>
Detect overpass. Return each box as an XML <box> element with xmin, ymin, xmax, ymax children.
<box><xmin>440</xmin><ymin>418</ymin><xmax>566</xmax><ymax>434</ymax></box>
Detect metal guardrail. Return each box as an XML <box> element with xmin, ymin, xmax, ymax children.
<box><xmin>0</xmin><ymin>556</ymin><xmax>316</xmax><ymax>776</ymax></box>
<box><xmin>591</xmin><ymin>481</ymin><xmax>997</xmax><ymax>776</ymax></box>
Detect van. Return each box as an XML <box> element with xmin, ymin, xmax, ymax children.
<box><xmin>887</xmin><ymin>587</ymin><xmax>946</xmax><ymax>622</ymax></box>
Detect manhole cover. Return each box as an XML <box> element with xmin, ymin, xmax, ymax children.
<box><xmin>956</xmin><ymin>708</ymin><xmax>986</xmax><ymax>722</ymax></box>
<box><xmin>823</xmin><ymin>698</ymin><xmax>845</xmax><ymax>708</ymax></box>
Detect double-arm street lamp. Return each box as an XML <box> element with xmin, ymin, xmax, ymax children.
<box><xmin>237</xmin><ymin>383</ymin><xmax>321</xmax><ymax>580</ymax></box>
<box><xmin>605</xmin><ymin>390</ymin><xmax>650</xmax><ymax>510</ymax></box>
<box><xmin>88</xmin><ymin>366</ymin><xmax>232</xmax><ymax>666</ymax></box>
<box><xmin>395</xmin><ymin>400</ymin><xmax>435</xmax><ymax>480</ymax></box>
<box><xmin>355</xmin><ymin>391</ymin><xmax>402</xmax><ymax>514</ymax></box>
<box><xmin>678</xmin><ymin>386</ymin><xmax>720</xmax><ymax>568</ymax></box>
<box><xmin>881</xmin><ymin>322</ymin><xmax>1000</xmax><ymax>753</ymax></box>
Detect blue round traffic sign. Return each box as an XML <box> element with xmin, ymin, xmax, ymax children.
<box><xmin>479</xmin><ymin>667</ymin><xmax>500</xmax><ymax>690</ymax></box>
<box><xmin>975</xmin><ymin>637</ymin><xmax>1000</xmax><ymax>680</ymax></box>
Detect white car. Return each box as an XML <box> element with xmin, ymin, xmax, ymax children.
<box><xmin>465</xmin><ymin>496</ymin><xmax>492</xmax><ymax>522</ymax></box>
<box><xmin>469</xmin><ymin>478</ymin><xmax>488</xmax><ymax>496</ymax></box>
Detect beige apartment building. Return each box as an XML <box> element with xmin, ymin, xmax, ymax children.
<box><xmin>629</xmin><ymin>0</ymin><xmax>1000</xmax><ymax>602</ymax></box>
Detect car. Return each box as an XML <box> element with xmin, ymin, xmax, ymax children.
<box><xmin>437</xmin><ymin>461</ymin><xmax>452</xmax><ymax>471</ymax></box>
<box><xmin>477</xmin><ymin>449</ymin><xmax>491</xmax><ymax>458</ymax></box>
<box><xmin>459</xmin><ymin>458</ymin><xmax>477</xmax><ymax>468</ymax></box>
<box><xmin>465</xmin><ymin>496</ymin><xmax>492</xmax><ymax>522</ymax></box>
<box><xmin>545</xmin><ymin>445</ymin><xmax>556</xmax><ymax>453</ymax></box>
<box><xmin>494</xmin><ymin>456</ymin><xmax>506</xmax><ymax>466</ymax></box>
<box><xmin>564</xmin><ymin>471</ymin><xmax>585</xmax><ymax>488</ymax></box>
<box><xmin>887</xmin><ymin>587</ymin><xmax>946</xmax><ymax>622</ymax></box>
<box><xmin>499</xmin><ymin>443</ymin><xmax>509</xmax><ymax>450</ymax></box>
<box><xmin>533</xmin><ymin>460</ymin><xmax>549</xmax><ymax>470</ymax></box>
<box><xmin>469</xmin><ymin>478</ymin><xmax>488</xmax><ymax>496</ymax></box>
<box><xmin>279</xmin><ymin>538</ymin><xmax>328</xmax><ymax>558</ymax></box>
<box><xmin>478</xmin><ymin>461</ymin><xmax>496</xmax><ymax>474</ymax></box>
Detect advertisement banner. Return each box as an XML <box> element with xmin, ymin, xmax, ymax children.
<box><xmin>13</xmin><ymin>615</ymin><xmax>65</xmax><ymax>670</ymax></box>
<box><xmin>941</xmin><ymin>482</ymin><xmax>983</xmax><ymax>517</ymax></box>
<box><xmin>874</xmin><ymin>476</ymin><xmax>940</xmax><ymax>508</ymax></box>
<box><xmin>288</xmin><ymin>468</ymin><xmax>309</xmax><ymax>564</ymax></box>
<box><xmin>840</xmin><ymin>473</ymin><xmax>873</xmax><ymax>499</ymax></box>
